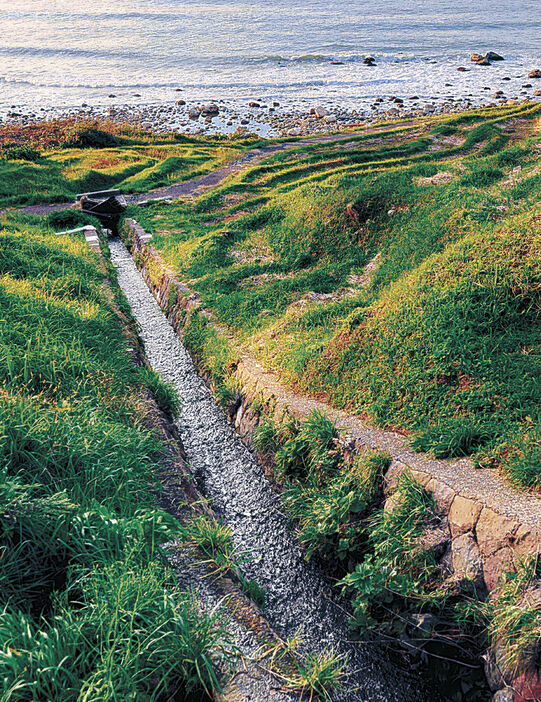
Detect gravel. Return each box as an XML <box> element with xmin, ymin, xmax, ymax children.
<box><xmin>109</xmin><ymin>237</ymin><xmax>432</xmax><ymax>702</ymax></box>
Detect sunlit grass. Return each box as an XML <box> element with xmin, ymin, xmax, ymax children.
<box><xmin>134</xmin><ymin>102</ymin><xmax>541</xmax><ymax>488</ymax></box>
<box><xmin>0</xmin><ymin>217</ymin><xmax>233</xmax><ymax>699</ymax></box>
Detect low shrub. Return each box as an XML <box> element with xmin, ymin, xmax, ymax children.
<box><xmin>275</xmin><ymin>410</ymin><xmax>339</xmax><ymax>481</ymax></box>
<box><xmin>339</xmin><ymin>473</ymin><xmax>442</xmax><ymax>633</ymax></box>
<box><xmin>64</xmin><ymin>125</ymin><xmax>123</xmax><ymax>149</ymax></box>
<box><xmin>46</xmin><ymin>209</ymin><xmax>101</xmax><ymax>231</ymax></box>
<box><xmin>2</xmin><ymin>145</ymin><xmax>41</xmax><ymax>162</ymax></box>
<box><xmin>285</xmin><ymin>452</ymin><xmax>389</xmax><ymax>567</ymax></box>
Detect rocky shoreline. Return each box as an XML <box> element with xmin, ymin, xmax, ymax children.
<box><xmin>2</xmin><ymin>63</ymin><xmax>540</xmax><ymax>139</ymax></box>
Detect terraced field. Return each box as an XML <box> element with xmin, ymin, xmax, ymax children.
<box><xmin>0</xmin><ymin>119</ymin><xmax>257</xmax><ymax>208</ymax></box>
<box><xmin>132</xmin><ymin>103</ymin><xmax>541</xmax><ymax>489</ymax></box>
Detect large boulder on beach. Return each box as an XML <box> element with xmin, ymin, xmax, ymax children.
<box><xmin>188</xmin><ymin>107</ymin><xmax>201</xmax><ymax>119</ymax></box>
<box><xmin>363</xmin><ymin>56</ymin><xmax>376</xmax><ymax>66</ymax></box>
<box><xmin>476</xmin><ymin>57</ymin><xmax>492</xmax><ymax>66</ymax></box>
<box><xmin>201</xmin><ymin>103</ymin><xmax>219</xmax><ymax>116</ymax></box>
<box><xmin>470</xmin><ymin>53</ymin><xmax>483</xmax><ymax>62</ymax></box>
<box><xmin>314</xmin><ymin>106</ymin><xmax>329</xmax><ymax>119</ymax></box>
<box><xmin>528</xmin><ymin>69</ymin><xmax>541</xmax><ymax>78</ymax></box>
<box><xmin>486</xmin><ymin>51</ymin><xmax>504</xmax><ymax>61</ymax></box>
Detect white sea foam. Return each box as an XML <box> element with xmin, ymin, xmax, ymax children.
<box><xmin>0</xmin><ymin>0</ymin><xmax>538</xmax><ymax>111</ymax></box>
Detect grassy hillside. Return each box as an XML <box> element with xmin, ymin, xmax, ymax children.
<box><xmin>0</xmin><ymin>213</ymin><xmax>231</xmax><ymax>700</ymax></box>
<box><xmin>0</xmin><ymin>118</ymin><xmax>254</xmax><ymax>207</ymax></box>
<box><xmin>133</xmin><ymin>103</ymin><xmax>541</xmax><ymax>489</ymax></box>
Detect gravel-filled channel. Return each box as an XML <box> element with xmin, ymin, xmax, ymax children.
<box><xmin>109</xmin><ymin>237</ymin><xmax>431</xmax><ymax>702</ymax></box>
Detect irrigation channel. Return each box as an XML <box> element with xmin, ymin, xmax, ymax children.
<box><xmin>109</xmin><ymin>236</ymin><xmax>434</xmax><ymax>702</ymax></box>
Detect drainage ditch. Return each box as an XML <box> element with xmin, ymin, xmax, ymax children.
<box><xmin>109</xmin><ymin>236</ymin><xmax>435</xmax><ymax>702</ymax></box>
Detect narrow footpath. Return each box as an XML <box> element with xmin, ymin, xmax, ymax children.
<box><xmin>109</xmin><ymin>236</ymin><xmax>432</xmax><ymax>702</ymax></box>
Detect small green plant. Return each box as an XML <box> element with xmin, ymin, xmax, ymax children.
<box><xmin>253</xmin><ymin>416</ymin><xmax>281</xmax><ymax>458</ymax></box>
<box><xmin>182</xmin><ymin>514</ymin><xmax>236</xmax><ymax>572</ymax></box>
<box><xmin>237</xmin><ymin>573</ymin><xmax>267</xmax><ymax>609</ymax></box>
<box><xmin>275</xmin><ymin>410</ymin><xmax>339</xmax><ymax>481</ymax></box>
<box><xmin>488</xmin><ymin>555</ymin><xmax>541</xmax><ymax>677</ymax></box>
<box><xmin>215</xmin><ymin>376</ymin><xmax>242</xmax><ymax>414</ymax></box>
<box><xmin>285</xmin><ymin>452</ymin><xmax>389</xmax><ymax>566</ymax></box>
<box><xmin>286</xmin><ymin>648</ymin><xmax>346</xmax><ymax>701</ymax></box>
<box><xmin>459</xmin><ymin>166</ymin><xmax>504</xmax><ymax>187</ymax></box>
<box><xmin>139</xmin><ymin>365</ymin><xmax>182</xmax><ymax>417</ymax></box>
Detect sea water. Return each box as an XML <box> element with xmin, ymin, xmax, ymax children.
<box><xmin>0</xmin><ymin>0</ymin><xmax>539</xmax><ymax>111</ymax></box>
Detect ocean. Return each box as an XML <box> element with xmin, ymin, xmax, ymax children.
<box><xmin>0</xmin><ymin>0</ymin><xmax>539</xmax><ymax>112</ymax></box>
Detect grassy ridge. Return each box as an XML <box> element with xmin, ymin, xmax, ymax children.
<box><xmin>0</xmin><ymin>119</ymin><xmax>256</xmax><ymax>207</ymax></box>
<box><xmin>0</xmin><ymin>215</ymin><xmax>231</xmax><ymax>700</ymax></box>
<box><xmin>133</xmin><ymin>103</ymin><xmax>541</xmax><ymax>488</ymax></box>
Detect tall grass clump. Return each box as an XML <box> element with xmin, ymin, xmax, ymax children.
<box><xmin>0</xmin><ymin>219</ymin><xmax>233</xmax><ymax>699</ymax></box>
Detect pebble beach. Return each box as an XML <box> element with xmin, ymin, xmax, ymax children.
<box><xmin>4</xmin><ymin>62</ymin><xmax>541</xmax><ymax>140</ymax></box>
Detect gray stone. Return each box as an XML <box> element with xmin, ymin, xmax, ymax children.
<box><xmin>491</xmin><ymin>689</ymin><xmax>514</xmax><ymax>702</ymax></box>
<box><xmin>451</xmin><ymin>533</ymin><xmax>483</xmax><ymax>582</ymax></box>
<box><xmin>314</xmin><ymin>106</ymin><xmax>329</xmax><ymax>119</ymax></box>
<box><xmin>484</xmin><ymin>644</ymin><xmax>509</xmax><ymax>692</ymax></box>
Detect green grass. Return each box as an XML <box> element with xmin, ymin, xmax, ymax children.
<box><xmin>0</xmin><ymin>120</ymin><xmax>262</xmax><ymax>208</ymax></box>
<box><xmin>0</xmin><ymin>215</ymin><xmax>234</xmax><ymax>699</ymax></box>
<box><xmin>339</xmin><ymin>472</ymin><xmax>443</xmax><ymax>633</ymax></box>
<box><xmin>285</xmin><ymin>648</ymin><xmax>346</xmax><ymax>701</ymax></box>
<box><xmin>486</xmin><ymin>556</ymin><xmax>541</xmax><ymax>676</ymax></box>
<box><xmin>455</xmin><ymin>555</ymin><xmax>541</xmax><ymax>681</ymax></box>
<box><xmin>133</xmin><ymin>102</ymin><xmax>541</xmax><ymax>489</ymax></box>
